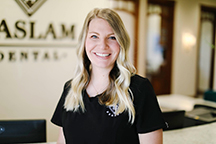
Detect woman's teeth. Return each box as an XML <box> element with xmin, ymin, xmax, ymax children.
<box><xmin>95</xmin><ymin>53</ymin><xmax>110</xmax><ymax>57</ymax></box>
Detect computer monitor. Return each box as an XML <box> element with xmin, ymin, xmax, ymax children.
<box><xmin>0</xmin><ymin>119</ymin><xmax>46</xmax><ymax>144</ymax></box>
<box><xmin>162</xmin><ymin>110</ymin><xmax>185</xmax><ymax>131</ymax></box>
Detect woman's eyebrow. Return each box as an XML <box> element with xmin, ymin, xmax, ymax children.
<box><xmin>88</xmin><ymin>31</ymin><xmax>99</xmax><ymax>35</ymax></box>
<box><xmin>88</xmin><ymin>32</ymin><xmax>115</xmax><ymax>36</ymax></box>
<box><xmin>108</xmin><ymin>33</ymin><xmax>115</xmax><ymax>36</ymax></box>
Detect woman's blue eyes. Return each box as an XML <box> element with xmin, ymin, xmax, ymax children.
<box><xmin>109</xmin><ymin>36</ymin><xmax>116</xmax><ymax>40</ymax></box>
<box><xmin>90</xmin><ymin>35</ymin><xmax>116</xmax><ymax>40</ymax></box>
<box><xmin>91</xmin><ymin>35</ymin><xmax>98</xmax><ymax>38</ymax></box>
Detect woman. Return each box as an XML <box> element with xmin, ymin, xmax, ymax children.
<box><xmin>51</xmin><ymin>8</ymin><xmax>167</xmax><ymax>144</ymax></box>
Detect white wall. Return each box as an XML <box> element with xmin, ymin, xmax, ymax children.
<box><xmin>171</xmin><ymin>0</ymin><xmax>200</xmax><ymax>96</ymax></box>
<box><xmin>0</xmin><ymin>0</ymin><xmax>110</xmax><ymax>142</ymax></box>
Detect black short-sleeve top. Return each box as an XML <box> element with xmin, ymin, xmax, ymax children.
<box><xmin>51</xmin><ymin>74</ymin><xmax>167</xmax><ymax>144</ymax></box>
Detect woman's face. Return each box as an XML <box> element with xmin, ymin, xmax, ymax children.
<box><xmin>85</xmin><ymin>18</ymin><xmax>120</xmax><ymax>71</ymax></box>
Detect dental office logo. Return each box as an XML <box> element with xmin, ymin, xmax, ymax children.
<box><xmin>0</xmin><ymin>0</ymin><xmax>75</xmax><ymax>62</ymax></box>
<box><xmin>15</xmin><ymin>0</ymin><xmax>47</xmax><ymax>16</ymax></box>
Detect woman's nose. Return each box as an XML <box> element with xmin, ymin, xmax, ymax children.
<box><xmin>99</xmin><ymin>39</ymin><xmax>108</xmax><ymax>49</ymax></box>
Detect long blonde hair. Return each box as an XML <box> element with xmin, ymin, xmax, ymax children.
<box><xmin>64</xmin><ymin>8</ymin><xmax>136</xmax><ymax>123</ymax></box>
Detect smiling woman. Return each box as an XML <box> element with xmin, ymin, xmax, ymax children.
<box><xmin>51</xmin><ymin>8</ymin><xmax>166</xmax><ymax>144</ymax></box>
<box><xmin>85</xmin><ymin>18</ymin><xmax>120</xmax><ymax>71</ymax></box>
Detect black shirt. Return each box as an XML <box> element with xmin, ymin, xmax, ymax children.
<box><xmin>51</xmin><ymin>74</ymin><xmax>166</xmax><ymax>144</ymax></box>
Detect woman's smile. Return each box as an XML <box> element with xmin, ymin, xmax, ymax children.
<box><xmin>95</xmin><ymin>53</ymin><xmax>111</xmax><ymax>57</ymax></box>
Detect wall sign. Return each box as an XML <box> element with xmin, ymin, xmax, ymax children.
<box><xmin>0</xmin><ymin>0</ymin><xmax>77</xmax><ymax>63</ymax></box>
<box><xmin>0</xmin><ymin>19</ymin><xmax>75</xmax><ymax>40</ymax></box>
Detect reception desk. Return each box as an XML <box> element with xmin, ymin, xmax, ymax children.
<box><xmin>159</xmin><ymin>94</ymin><xmax>216</xmax><ymax>143</ymax></box>
<box><xmin>158</xmin><ymin>94</ymin><xmax>216</xmax><ymax>112</ymax></box>
<box><xmin>163</xmin><ymin>122</ymin><xmax>216</xmax><ymax>143</ymax></box>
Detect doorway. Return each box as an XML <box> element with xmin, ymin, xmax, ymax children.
<box><xmin>146</xmin><ymin>0</ymin><xmax>174</xmax><ymax>95</ymax></box>
<box><xmin>197</xmin><ymin>6</ymin><xmax>216</xmax><ymax>95</ymax></box>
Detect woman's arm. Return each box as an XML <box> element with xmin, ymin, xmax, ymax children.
<box><xmin>57</xmin><ymin>127</ymin><xmax>65</xmax><ymax>144</ymax></box>
<box><xmin>138</xmin><ymin>129</ymin><xmax>163</xmax><ymax>144</ymax></box>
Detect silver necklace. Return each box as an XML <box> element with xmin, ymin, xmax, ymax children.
<box><xmin>92</xmin><ymin>82</ymin><xmax>109</xmax><ymax>95</ymax></box>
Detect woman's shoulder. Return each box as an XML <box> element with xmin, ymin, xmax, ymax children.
<box><xmin>62</xmin><ymin>79</ymin><xmax>72</xmax><ymax>93</ymax></box>
<box><xmin>130</xmin><ymin>74</ymin><xmax>149</xmax><ymax>86</ymax></box>
<box><xmin>130</xmin><ymin>74</ymin><xmax>154</xmax><ymax>96</ymax></box>
<box><xmin>64</xmin><ymin>79</ymin><xmax>72</xmax><ymax>87</ymax></box>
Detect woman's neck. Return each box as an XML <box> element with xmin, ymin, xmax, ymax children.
<box><xmin>91</xmin><ymin>67</ymin><xmax>110</xmax><ymax>81</ymax></box>
<box><xmin>86</xmin><ymin>67</ymin><xmax>111</xmax><ymax>97</ymax></box>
